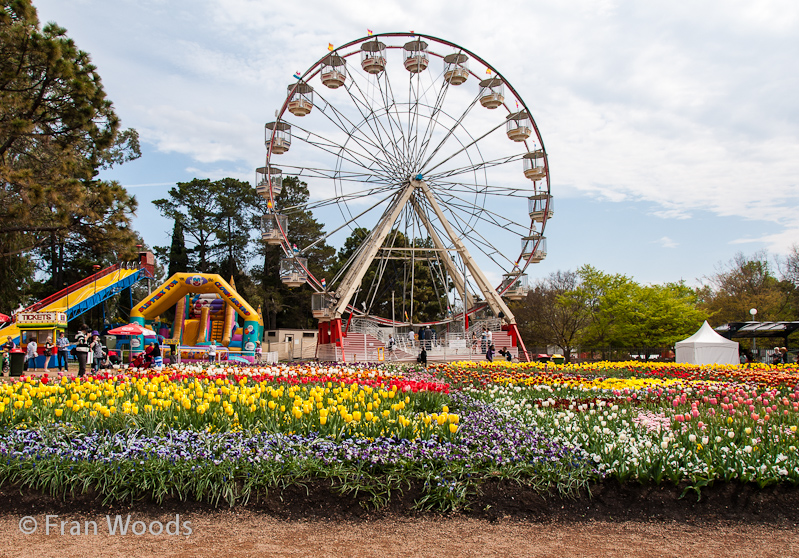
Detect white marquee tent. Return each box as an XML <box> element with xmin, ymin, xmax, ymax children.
<box><xmin>675</xmin><ymin>321</ymin><xmax>739</xmax><ymax>365</ymax></box>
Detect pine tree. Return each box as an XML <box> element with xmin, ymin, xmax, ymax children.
<box><xmin>167</xmin><ymin>220</ymin><xmax>189</xmax><ymax>277</ymax></box>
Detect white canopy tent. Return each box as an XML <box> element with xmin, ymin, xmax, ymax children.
<box><xmin>675</xmin><ymin>321</ymin><xmax>739</xmax><ymax>365</ymax></box>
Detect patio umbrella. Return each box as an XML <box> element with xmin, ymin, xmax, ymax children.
<box><xmin>106</xmin><ymin>323</ymin><xmax>157</xmax><ymax>336</ymax></box>
<box><xmin>0</xmin><ymin>313</ymin><xmax>11</xmax><ymax>324</ymax></box>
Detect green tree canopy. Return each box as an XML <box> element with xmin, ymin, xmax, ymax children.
<box><xmin>0</xmin><ymin>0</ymin><xmax>141</xmax><ymax>309</ymax></box>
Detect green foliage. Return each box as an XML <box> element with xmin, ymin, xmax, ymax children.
<box><xmin>0</xmin><ymin>0</ymin><xmax>140</xmax><ymax>303</ymax></box>
<box><xmin>699</xmin><ymin>251</ymin><xmax>792</xmax><ymax>324</ymax></box>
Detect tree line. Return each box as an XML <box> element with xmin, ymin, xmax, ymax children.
<box><xmin>510</xmin><ymin>250</ymin><xmax>799</xmax><ymax>362</ymax></box>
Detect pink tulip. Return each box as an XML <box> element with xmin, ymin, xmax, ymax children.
<box><xmin>692</xmin><ymin>409</ymin><xmax>700</xmax><ymax>418</ymax></box>
<box><xmin>675</xmin><ymin>414</ymin><xmax>684</xmax><ymax>422</ymax></box>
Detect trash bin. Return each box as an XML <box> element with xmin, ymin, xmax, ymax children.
<box><xmin>9</xmin><ymin>349</ymin><xmax>25</xmax><ymax>377</ymax></box>
<box><xmin>536</xmin><ymin>354</ymin><xmax>551</xmax><ymax>363</ymax></box>
<box><xmin>552</xmin><ymin>355</ymin><xmax>565</xmax><ymax>365</ymax></box>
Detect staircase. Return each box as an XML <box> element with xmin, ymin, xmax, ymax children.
<box><xmin>210</xmin><ymin>320</ymin><xmax>225</xmax><ymax>343</ymax></box>
<box><xmin>315</xmin><ymin>330</ymin><xmax>521</xmax><ymax>363</ymax></box>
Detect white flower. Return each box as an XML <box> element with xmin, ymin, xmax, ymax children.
<box><xmin>688</xmin><ymin>434</ymin><xmax>696</xmax><ymax>443</ymax></box>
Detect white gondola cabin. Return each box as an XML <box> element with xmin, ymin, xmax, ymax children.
<box><xmin>528</xmin><ymin>190</ymin><xmax>554</xmax><ymax>222</ymax></box>
<box><xmin>321</xmin><ymin>54</ymin><xmax>346</xmax><ymax>89</ymax></box>
<box><xmin>255</xmin><ymin>166</ymin><xmax>283</xmax><ymax>198</ymax></box>
<box><xmin>312</xmin><ymin>292</ymin><xmax>336</xmax><ymax>320</ymax></box>
<box><xmin>479</xmin><ymin>77</ymin><xmax>505</xmax><ymax>109</ymax></box>
<box><xmin>523</xmin><ymin>150</ymin><xmax>546</xmax><ymax>180</ymax></box>
<box><xmin>506</xmin><ymin>111</ymin><xmax>532</xmax><ymax>142</ymax></box>
<box><xmin>443</xmin><ymin>53</ymin><xmax>469</xmax><ymax>85</ymax></box>
<box><xmin>361</xmin><ymin>40</ymin><xmax>387</xmax><ymax>74</ymax></box>
<box><xmin>261</xmin><ymin>214</ymin><xmax>288</xmax><ymax>245</ymax></box>
<box><xmin>280</xmin><ymin>256</ymin><xmax>308</xmax><ymax>287</ymax></box>
<box><xmin>403</xmin><ymin>39</ymin><xmax>429</xmax><ymax>73</ymax></box>
<box><xmin>500</xmin><ymin>273</ymin><xmax>529</xmax><ymax>300</ymax></box>
<box><xmin>521</xmin><ymin>233</ymin><xmax>547</xmax><ymax>263</ymax></box>
<box><xmin>265</xmin><ymin>121</ymin><xmax>291</xmax><ymax>155</ymax></box>
<box><xmin>287</xmin><ymin>82</ymin><xmax>313</xmax><ymax>117</ymax></box>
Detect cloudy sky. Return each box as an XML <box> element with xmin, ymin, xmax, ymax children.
<box><xmin>34</xmin><ymin>0</ymin><xmax>799</xmax><ymax>286</ymax></box>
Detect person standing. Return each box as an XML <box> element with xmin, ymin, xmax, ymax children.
<box><xmin>43</xmin><ymin>336</ymin><xmax>54</xmax><ymax>373</ymax></box>
<box><xmin>486</xmin><ymin>327</ymin><xmax>493</xmax><ymax>348</ymax></box>
<box><xmin>150</xmin><ymin>340</ymin><xmax>163</xmax><ymax>369</ymax></box>
<box><xmin>56</xmin><ymin>332</ymin><xmax>70</xmax><ymax>371</ymax></box>
<box><xmin>25</xmin><ymin>336</ymin><xmax>38</xmax><ymax>371</ymax></box>
<box><xmin>74</xmin><ymin>326</ymin><xmax>90</xmax><ymax>377</ymax></box>
<box><xmin>485</xmin><ymin>343</ymin><xmax>495</xmax><ymax>363</ymax></box>
<box><xmin>408</xmin><ymin>329</ymin><xmax>415</xmax><ymax>349</ymax></box>
<box><xmin>781</xmin><ymin>347</ymin><xmax>789</xmax><ymax>364</ymax></box>
<box><xmin>90</xmin><ymin>335</ymin><xmax>105</xmax><ymax>373</ymax></box>
<box><xmin>2</xmin><ymin>336</ymin><xmax>15</xmax><ymax>374</ymax></box>
<box><xmin>208</xmin><ymin>340</ymin><xmax>217</xmax><ymax>363</ymax></box>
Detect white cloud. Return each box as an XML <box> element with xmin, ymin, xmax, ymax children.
<box><xmin>33</xmin><ymin>0</ymin><xmax>799</xmax><ymax>268</ymax></box>
<box><xmin>657</xmin><ymin>236</ymin><xmax>678</xmax><ymax>249</ymax></box>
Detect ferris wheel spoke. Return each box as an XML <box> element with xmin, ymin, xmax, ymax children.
<box><xmin>426</xmin><ymin>153</ymin><xmax>525</xmax><ymax>181</ymax></box>
<box><xmin>427</xmin><ymin>198</ymin><xmax>518</xmax><ymax>272</ymax></box>
<box><xmin>412</xmin><ymin>68</ymin><xmax>453</xmax><ymax>171</ymax></box>
<box><xmin>298</xmin><ymin>187</ymin><xmax>398</xmax><ymax>255</ymax></box>
<box><xmin>430</xmin><ymin>180</ymin><xmax>532</xmax><ymax>197</ymax></box>
<box><xmin>280</xmin><ymin>165</ymin><xmax>396</xmax><ymax>186</ymax></box>
<box><xmin>431</xmin><ymin>189</ymin><xmax>530</xmax><ymax>234</ymax></box>
<box><xmin>416</xmin><ymin>91</ymin><xmax>482</xmax><ymax>173</ymax></box>
<box><xmin>420</xmin><ymin>119</ymin><xmax>508</xmax><ymax>177</ymax></box>
<box><xmin>282</xmin><ymin>184</ymin><xmax>397</xmax><ymax>215</ymax></box>
<box><xmin>311</xmin><ymin>91</ymin><xmax>406</xmax><ymax>175</ymax></box>
<box><xmin>290</xmin><ymin>122</ymin><xmax>396</xmax><ymax>181</ymax></box>
<box><xmin>378</xmin><ymin>67</ymin><xmax>414</xmax><ymax>168</ymax></box>
<box><xmin>343</xmin><ymin>67</ymin><xmax>409</xmax><ymax>171</ymax></box>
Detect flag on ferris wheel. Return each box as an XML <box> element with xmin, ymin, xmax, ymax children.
<box><xmin>486</xmin><ymin>68</ymin><xmax>492</xmax><ymax>75</ymax></box>
<box><xmin>321</xmin><ymin>278</ymin><xmax>326</xmax><ymax>288</ymax></box>
<box><xmin>328</xmin><ymin>43</ymin><xmax>334</xmax><ymax>51</ymax></box>
<box><xmin>293</xmin><ymin>71</ymin><xmax>301</xmax><ymax>79</ymax></box>
<box><xmin>367</xmin><ymin>29</ymin><xmax>373</xmax><ymax>36</ymax></box>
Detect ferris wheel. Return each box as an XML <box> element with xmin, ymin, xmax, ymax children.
<box><xmin>259</xmin><ymin>32</ymin><xmax>552</xmax><ymax>351</ymax></box>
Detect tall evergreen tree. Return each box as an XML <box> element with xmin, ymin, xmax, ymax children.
<box><xmin>167</xmin><ymin>220</ymin><xmax>189</xmax><ymax>278</ymax></box>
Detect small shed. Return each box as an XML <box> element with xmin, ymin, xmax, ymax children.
<box><xmin>675</xmin><ymin>321</ymin><xmax>739</xmax><ymax>365</ymax></box>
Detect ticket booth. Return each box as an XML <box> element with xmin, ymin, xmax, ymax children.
<box><xmin>16</xmin><ymin>311</ymin><xmax>67</xmax><ymax>368</ymax></box>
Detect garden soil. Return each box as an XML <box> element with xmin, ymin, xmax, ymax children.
<box><xmin>1</xmin><ymin>481</ymin><xmax>798</xmax><ymax>557</ymax></box>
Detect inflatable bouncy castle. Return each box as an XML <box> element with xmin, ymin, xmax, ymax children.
<box><xmin>130</xmin><ymin>274</ymin><xmax>263</xmax><ymax>362</ymax></box>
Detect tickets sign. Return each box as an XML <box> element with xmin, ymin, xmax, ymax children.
<box><xmin>16</xmin><ymin>312</ymin><xmax>67</xmax><ymax>327</ymax></box>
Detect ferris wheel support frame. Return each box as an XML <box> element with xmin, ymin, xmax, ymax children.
<box><xmin>332</xmin><ymin>181</ymin><xmax>417</xmax><ymax>319</ymax></box>
<box><xmin>330</xmin><ymin>177</ymin><xmax>515</xmax><ymax>326</ymax></box>
<box><xmin>409</xmin><ymin>195</ymin><xmax>474</xmax><ymax>310</ymax></box>
<box><xmin>416</xmin><ymin>179</ymin><xmax>516</xmax><ymax>325</ymax></box>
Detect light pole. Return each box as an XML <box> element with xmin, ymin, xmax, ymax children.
<box><xmin>750</xmin><ymin>308</ymin><xmax>758</xmax><ymax>358</ymax></box>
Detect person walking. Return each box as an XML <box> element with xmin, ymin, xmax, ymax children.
<box><xmin>56</xmin><ymin>332</ymin><xmax>70</xmax><ymax>371</ymax></box>
<box><xmin>25</xmin><ymin>336</ymin><xmax>38</xmax><ymax>372</ymax></box>
<box><xmin>74</xmin><ymin>326</ymin><xmax>91</xmax><ymax>377</ymax></box>
<box><xmin>485</xmin><ymin>343</ymin><xmax>495</xmax><ymax>363</ymax></box>
<box><xmin>43</xmin><ymin>336</ymin><xmax>54</xmax><ymax>373</ymax></box>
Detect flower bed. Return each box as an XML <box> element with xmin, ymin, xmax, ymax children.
<box><xmin>1</xmin><ymin>361</ymin><xmax>797</xmax><ymax>512</ymax></box>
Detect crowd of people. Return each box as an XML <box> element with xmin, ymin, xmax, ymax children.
<box><xmin>1</xmin><ymin>325</ymin><xmax>121</xmax><ymax>377</ymax></box>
